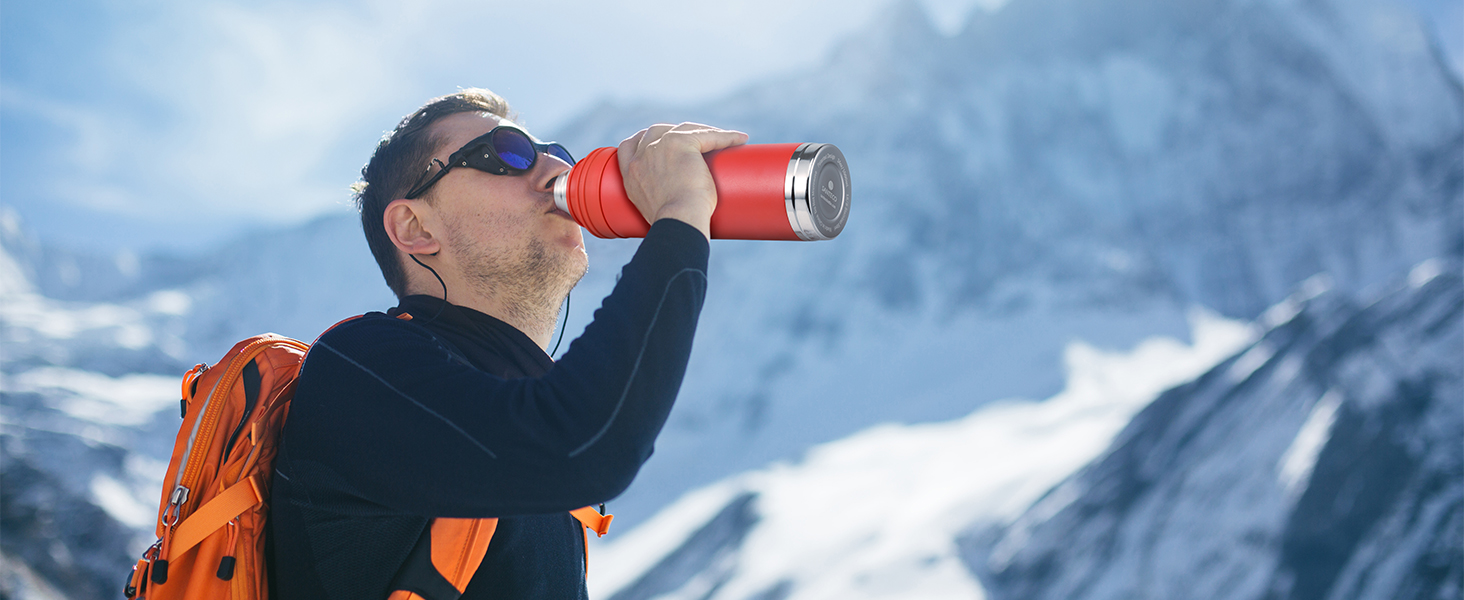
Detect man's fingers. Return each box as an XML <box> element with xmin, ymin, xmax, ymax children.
<box><xmin>620</xmin><ymin>129</ymin><xmax>647</xmax><ymax>153</ymax></box>
<box><xmin>618</xmin><ymin>130</ymin><xmax>647</xmax><ymax>172</ymax></box>
<box><xmin>636</xmin><ymin>122</ymin><xmax>749</xmax><ymax>156</ymax></box>
<box><xmin>684</xmin><ymin>128</ymin><xmax>749</xmax><ymax>153</ymax></box>
<box><xmin>637</xmin><ymin>124</ymin><xmax>677</xmax><ymax>154</ymax></box>
<box><xmin>664</xmin><ymin>122</ymin><xmax>749</xmax><ymax>152</ymax></box>
<box><xmin>617</xmin><ymin>121</ymin><xmax>749</xmax><ymax>181</ymax></box>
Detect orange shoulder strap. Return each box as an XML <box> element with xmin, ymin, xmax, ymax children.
<box><xmin>388</xmin><ymin>507</ymin><xmax>613</xmax><ymax>599</ymax></box>
<box><xmin>570</xmin><ymin>506</ymin><xmax>614</xmax><ymax>573</ymax></box>
<box><xmin>570</xmin><ymin>506</ymin><xmax>613</xmax><ymax>537</ymax></box>
<box><xmin>387</xmin><ymin>517</ymin><xmax>497</xmax><ymax>600</ymax></box>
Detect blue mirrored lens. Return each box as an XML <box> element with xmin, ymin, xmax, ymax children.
<box><xmin>546</xmin><ymin>144</ymin><xmax>575</xmax><ymax>166</ymax></box>
<box><xmin>492</xmin><ymin>128</ymin><xmax>536</xmax><ymax>170</ymax></box>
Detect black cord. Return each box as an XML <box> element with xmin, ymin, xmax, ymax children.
<box><xmin>412</xmin><ymin>253</ymin><xmax>569</xmax><ymax>357</ymax></box>
<box><xmin>550</xmin><ymin>290</ymin><xmax>570</xmax><ymax>359</ymax></box>
<box><xmin>409</xmin><ymin>254</ymin><xmax>448</xmax><ymax>326</ymax></box>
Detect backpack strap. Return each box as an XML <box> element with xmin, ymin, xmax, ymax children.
<box><xmin>570</xmin><ymin>506</ymin><xmax>613</xmax><ymax>537</ymax></box>
<box><xmin>387</xmin><ymin>517</ymin><xmax>498</xmax><ymax>600</ymax></box>
<box><xmin>387</xmin><ymin>506</ymin><xmax>614</xmax><ymax>599</ymax></box>
<box><xmin>167</xmin><ymin>475</ymin><xmax>264</xmax><ymax>561</ymax></box>
<box><xmin>570</xmin><ymin>506</ymin><xmax>614</xmax><ymax>573</ymax></box>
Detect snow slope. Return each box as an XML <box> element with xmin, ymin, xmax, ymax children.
<box><xmin>961</xmin><ymin>260</ymin><xmax>1462</xmax><ymax>600</ymax></box>
<box><xmin>588</xmin><ymin>308</ymin><xmax>1255</xmax><ymax>599</ymax></box>
<box><xmin>1</xmin><ymin>213</ymin><xmax>187</xmax><ymax>599</ymax></box>
<box><xmin>586</xmin><ymin>260</ymin><xmax>1460</xmax><ymax>600</ymax></box>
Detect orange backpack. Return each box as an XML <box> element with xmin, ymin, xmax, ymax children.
<box><xmin>125</xmin><ymin>324</ymin><xmax>612</xmax><ymax>600</ymax></box>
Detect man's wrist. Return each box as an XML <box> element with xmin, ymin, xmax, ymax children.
<box><xmin>652</xmin><ymin>201</ymin><xmax>713</xmax><ymax>240</ymax></box>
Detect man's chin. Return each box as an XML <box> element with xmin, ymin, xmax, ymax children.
<box><xmin>566</xmin><ymin>253</ymin><xmax>589</xmax><ymax>288</ymax></box>
<box><xmin>548</xmin><ymin>248</ymin><xmax>589</xmax><ymax>292</ymax></box>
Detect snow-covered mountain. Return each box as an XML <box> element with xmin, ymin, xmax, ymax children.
<box><xmin>2</xmin><ymin>211</ymin><xmax>190</xmax><ymax>599</ymax></box>
<box><xmin>1</xmin><ymin>208</ymin><xmax>396</xmax><ymax>359</ymax></box>
<box><xmin>583</xmin><ymin>259</ymin><xmax>1460</xmax><ymax>600</ymax></box>
<box><xmin>1</xmin><ymin>0</ymin><xmax>1460</xmax><ymax>596</ymax></box>
<box><xmin>586</xmin><ymin>306</ymin><xmax>1259</xmax><ymax>599</ymax></box>
<box><xmin>554</xmin><ymin>0</ymin><xmax>1463</xmax><ymax>527</ymax></box>
<box><xmin>959</xmin><ymin>259</ymin><xmax>1462</xmax><ymax>600</ymax></box>
<box><xmin>0</xmin><ymin>209</ymin><xmax>402</xmax><ymax>599</ymax></box>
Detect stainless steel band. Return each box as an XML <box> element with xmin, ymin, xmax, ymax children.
<box><xmin>553</xmin><ymin>173</ymin><xmax>571</xmax><ymax>214</ymax></box>
<box><xmin>784</xmin><ymin>143</ymin><xmax>851</xmax><ymax>241</ymax></box>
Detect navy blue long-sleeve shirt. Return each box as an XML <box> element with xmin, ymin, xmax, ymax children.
<box><xmin>270</xmin><ymin>220</ymin><xmax>710</xmax><ymax>599</ymax></box>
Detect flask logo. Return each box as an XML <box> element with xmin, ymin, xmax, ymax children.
<box><xmin>820</xmin><ymin>178</ymin><xmax>840</xmax><ymax>210</ymax></box>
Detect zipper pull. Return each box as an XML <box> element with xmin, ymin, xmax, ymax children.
<box><xmin>179</xmin><ymin>363</ymin><xmax>208</xmax><ymax>418</ymax></box>
<box><xmin>126</xmin><ymin>546</ymin><xmax>156</xmax><ymax>599</ymax></box>
<box><xmin>153</xmin><ymin>485</ymin><xmax>189</xmax><ymax>585</ymax></box>
<box><xmin>216</xmin><ymin>519</ymin><xmax>240</xmax><ymax>580</ymax></box>
<box><xmin>162</xmin><ymin>486</ymin><xmax>189</xmax><ymax>522</ymax></box>
<box><xmin>151</xmin><ymin>539</ymin><xmax>170</xmax><ymax>585</ymax></box>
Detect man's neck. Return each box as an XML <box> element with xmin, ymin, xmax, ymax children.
<box><xmin>433</xmin><ymin>288</ymin><xmax>562</xmax><ymax>351</ymax></box>
<box><xmin>402</xmin><ymin>252</ymin><xmax>578</xmax><ymax>352</ymax></box>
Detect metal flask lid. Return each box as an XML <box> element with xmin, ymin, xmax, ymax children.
<box><xmin>785</xmin><ymin>143</ymin><xmax>851</xmax><ymax>241</ymax></box>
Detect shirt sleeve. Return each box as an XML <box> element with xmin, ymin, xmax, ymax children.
<box><xmin>279</xmin><ymin>219</ymin><xmax>710</xmax><ymax>518</ymax></box>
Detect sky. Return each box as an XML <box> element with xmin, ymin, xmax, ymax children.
<box><xmin>1</xmin><ymin>0</ymin><xmax>1456</xmax><ymax>255</ymax></box>
<box><xmin>0</xmin><ymin>0</ymin><xmax>1002</xmax><ymax>253</ymax></box>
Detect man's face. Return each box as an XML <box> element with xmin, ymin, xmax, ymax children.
<box><xmin>423</xmin><ymin>112</ymin><xmax>588</xmax><ymax>307</ymax></box>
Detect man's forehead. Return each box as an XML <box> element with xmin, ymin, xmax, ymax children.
<box><xmin>433</xmin><ymin>111</ymin><xmax>522</xmax><ymax>148</ymax></box>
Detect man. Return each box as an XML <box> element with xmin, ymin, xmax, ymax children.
<box><xmin>270</xmin><ymin>88</ymin><xmax>745</xmax><ymax>599</ymax></box>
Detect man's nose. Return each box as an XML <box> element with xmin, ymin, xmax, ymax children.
<box><xmin>532</xmin><ymin>153</ymin><xmax>573</xmax><ymax>192</ymax></box>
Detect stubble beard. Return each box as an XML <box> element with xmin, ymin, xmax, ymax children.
<box><xmin>451</xmin><ymin>225</ymin><xmax>587</xmax><ymax>340</ymax></box>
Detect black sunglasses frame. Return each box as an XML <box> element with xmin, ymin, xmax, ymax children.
<box><xmin>404</xmin><ymin>125</ymin><xmax>575</xmax><ymax>199</ymax></box>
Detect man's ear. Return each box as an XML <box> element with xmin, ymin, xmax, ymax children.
<box><xmin>384</xmin><ymin>199</ymin><xmax>442</xmax><ymax>257</ymax></box>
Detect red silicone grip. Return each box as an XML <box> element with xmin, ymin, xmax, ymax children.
<box><xmin>706</xmin><ymin>144</ymin><xmax>801</xmax><ymax>241</ymax></box>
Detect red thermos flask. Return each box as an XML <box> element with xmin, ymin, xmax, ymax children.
<box><xmin>552</xmin><ymin>143</ymin><xmax>850</xmax><ymax>241</ymax></box>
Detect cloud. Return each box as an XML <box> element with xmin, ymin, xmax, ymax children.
<box><xmin>1</xmin><ymin>0</ymin><xmax>1002</xmax><ymax>248</ymax></box>
<box><xmin>4</xmin><ymin>1</ymin><xmax>445</xmax><ymax>225</ymax></box>
<box><xmin>94</xmin><ymin>1</ymin><xmax>431</xmax><ymax>220</ymax></box>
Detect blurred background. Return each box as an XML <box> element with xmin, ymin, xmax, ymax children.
<box><xmin>1</xmin><ymin>0</ymin><xmax>1460</xmax><ymax>598</ymax></box>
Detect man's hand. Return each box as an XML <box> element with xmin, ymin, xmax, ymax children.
<box><xmin>617</xmin><ymin>123</ymin><xmax>748</xmax><ymax>240</ymax></box>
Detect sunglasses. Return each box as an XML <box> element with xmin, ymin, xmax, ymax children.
<box><xmin>404</xmin><ymin>125</ymin><xmax>575</xmax><ymax>199</ymax></box>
